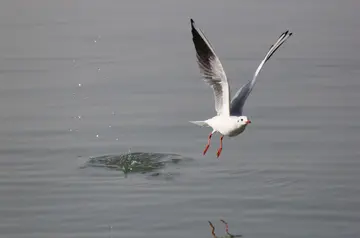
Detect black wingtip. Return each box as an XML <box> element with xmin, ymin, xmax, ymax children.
<box><xmin>190</xmin><ymin>18</ymin><xmax>196</xmax><ymax>29</ymax></box>
<box><xmin>284</xmin><ymin>30</ymin><xmax>295</xmax><ymax>37</ymax></box>
<box><xmin>280</xmin><ymin>30</ymin><xmax>288</xmax><ymax>38</ymax></box>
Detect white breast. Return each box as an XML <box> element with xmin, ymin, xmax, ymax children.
<box><xmin>207</xmin><ymin>116</ymin><xmax>243</xmax><ymax>136</ymax></box>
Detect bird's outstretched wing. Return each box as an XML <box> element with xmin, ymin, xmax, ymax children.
<box><xmin>190</xmin><ymin>19</ymin><xmax>230</xmax><ymax>116</ymax></box>
<box><xmin>230</xmin><ymin>30</ymin><xmax>292</xmax><ymax>116</ymax></box>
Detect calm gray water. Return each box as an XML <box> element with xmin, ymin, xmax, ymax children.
<box><xmin>0</xmin><ymin>1</ymin><xmax>359</xmax><ymax>238</ymax></box>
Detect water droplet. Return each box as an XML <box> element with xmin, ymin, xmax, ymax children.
<box><xmin>97</xmin><ymin>68</ymin><xmax>100</xmax><ymax>71</ymax></box>
<box><xmin>96</xmin><ymin>134</ymin><xmax>99</xmax><ymax>138</ymax></box>
<box><xmin>78</xmin><ymin>83</ymin><xmax>82</xmax><ymax>87</ymax></box>
<box><xmin>111</xmin><ymin>111</ymin><xmax>116</xmax><ymax>115</ymax></box>
<box><xmin>108</xmin><ymin>125</ymin><xmax>112</xmax><ymax>128</ymax></box>
<box><xmin>94</xmin><ymin>40</ymin><xmax>97</xmax><ymax>43</ymax></box>
<box><xmin>69</xmin><ymin>129</ymin><xmax>73</xmax><ymax>132</ymax></box>
<box><xmin>115</xmin><ymin>138</ymin><xmax>119</xmax><ymax>141</ymax></box>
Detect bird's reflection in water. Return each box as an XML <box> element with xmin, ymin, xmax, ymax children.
<box><xmin>208</xmin><ymin>220</ymin><xmax>242</xmax><ymax>238</ymax></box>
<box><xmin>105</xmin><ymin>219</ymin><xmax>241</xmax><ymax>237</ymax></box>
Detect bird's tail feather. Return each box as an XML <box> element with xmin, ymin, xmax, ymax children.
<box><xmin>189</xmin><ymin>120</ymin><xmax>208</xmax><ymax>127</ymax></box>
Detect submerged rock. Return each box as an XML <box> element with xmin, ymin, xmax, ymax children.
<box><xmin>84</xmin><ymin>152</ymin><xmax>192</xmax><ymax>175</ymax></box>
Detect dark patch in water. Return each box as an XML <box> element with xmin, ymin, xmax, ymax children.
<box><xmin>82</xmin><ymin>152</ymin><xmax>193</xmax><ymax>176</ymax></box>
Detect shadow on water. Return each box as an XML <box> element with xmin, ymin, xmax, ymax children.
<box><xmin>80</xmin><ymin>152</ymin><xmax>194</xmax><ymax>178</ymax></box>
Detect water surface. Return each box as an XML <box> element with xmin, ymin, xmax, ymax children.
<box><xmin>0</xmin><ymin>1</ymin><xmax>359</xmax><ymax>238</ymax></box>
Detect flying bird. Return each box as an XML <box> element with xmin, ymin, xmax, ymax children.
<box><xmin>189</xmin><ymin>18</ymin><xmax>292</xmax><ymax>158</ymax></box>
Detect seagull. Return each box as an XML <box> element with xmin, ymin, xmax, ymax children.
<box><xmin>189</xmin><ymin>19</ymin><xmax>292</xmax><ymax>158</ymax></box>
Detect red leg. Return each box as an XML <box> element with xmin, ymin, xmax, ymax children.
<box><xmin>208</xmin><ymin>221</ymin><xmax>216</xmax><ymax>238</ymax></box>
<box><xmin>203</xmin><ymin>132</ymin><xmax>213</xmax><ymax>155</ymax></box>
<box><xmin>220</xmin><ymin>219</ymin><xmax>229</xmax><ymax>234</ymax></box>
<box><xmin>216</xmin><ymin>135</ymin><xmax>224</xmax><ymax>158</ymax></box>
<box><xmin>220</xmin><ymin>219</ymin><xmax>242</xmax><ymax>237</ymax></box>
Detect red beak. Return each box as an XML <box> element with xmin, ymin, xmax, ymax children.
<box><xmin>246</xmin><ymin>120</ymin><xmax>251</xmax><ymax>124</ymax></box>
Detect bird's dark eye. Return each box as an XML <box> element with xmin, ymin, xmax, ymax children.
<box><xmin>241</xmin><ymin>118</ymin><xmax>243</xmax><ymax>121</ymax></box>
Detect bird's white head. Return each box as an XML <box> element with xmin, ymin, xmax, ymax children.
<box><xmin>236</xmin><ymin>116</ymin><xmax>251</xmax><ymax>127</ymax></box>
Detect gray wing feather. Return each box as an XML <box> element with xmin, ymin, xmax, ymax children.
<box><xmin>230</xmin><ymin>30</ymin><xmax>293</xmax><ymax>116</ymax></box>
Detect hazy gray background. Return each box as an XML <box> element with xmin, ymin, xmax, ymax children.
<box><xmin>0</xmin><ymin>0</ymin><xmax>359</xmax><ymax>237</ymax></box>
